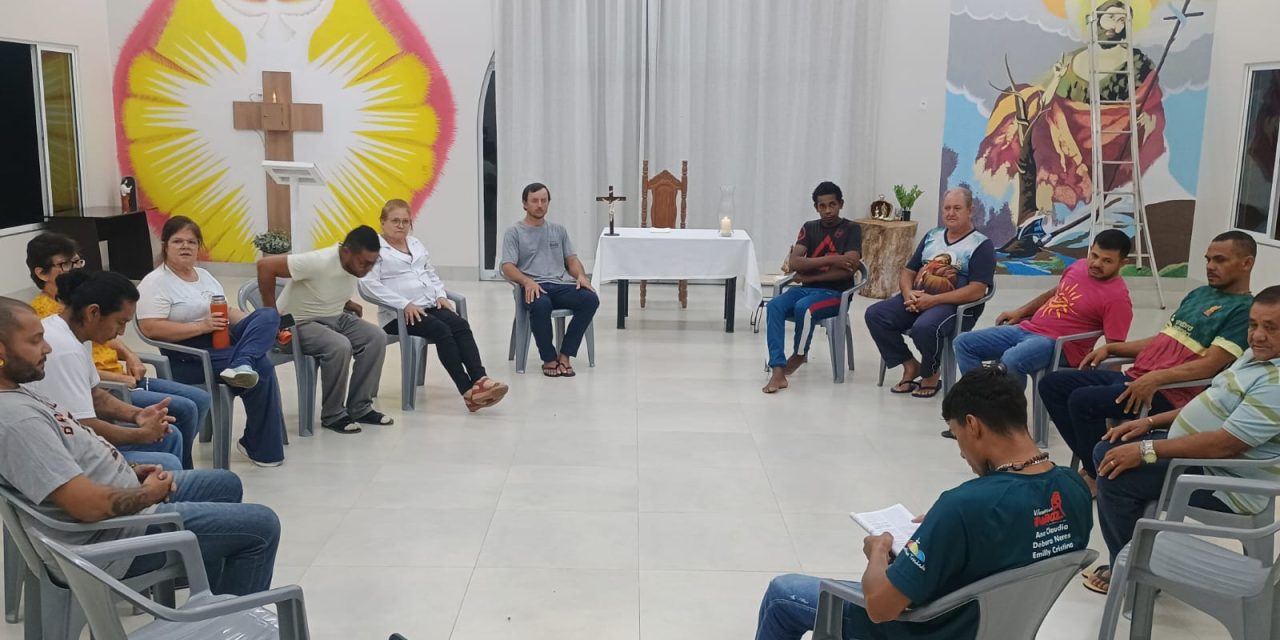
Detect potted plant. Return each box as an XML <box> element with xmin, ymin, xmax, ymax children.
<box><xmin>893</xmin><ymin>185</ymin><xmax>924</xmax><ymax>222</ymax></box>
<box><xmin>252</xmin><ymin>230</ymin><xmax>292</xmax><ymax>255</ymax></box>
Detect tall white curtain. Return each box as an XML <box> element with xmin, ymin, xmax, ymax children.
<box><xmin>495</xmin><ymin>0</ymin><xmax>881</xmax><ymax>269</ymax></box>
<box><xmin>645</xmin><ymin>0</ymin><xmax>883</xmax><ymax>270</ymax></box>
<box><xmin>495</xmin><ymin>0</ymin><xmax>644</xmax><ymax>270</ymax></box>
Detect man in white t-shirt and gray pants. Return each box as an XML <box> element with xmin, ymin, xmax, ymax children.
<box><xmin>256</xmin><ymin>226</ymin><xmax>390</xmax><ymax>434</ymax></box>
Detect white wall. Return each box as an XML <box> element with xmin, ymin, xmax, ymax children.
<box><xmin>872</xmin><ymin>0</ymin><xmax>952</xmax><ymax>235</ymax></box>
<box><xmin>0</xmin><ymin>0</ymin><xmax>118</xmax><ymax>294</ymax></box>
<box><xmin>1190</xmin><ymin>0</ymin><xmax>1280</xmax><ymax>285</ymax></box>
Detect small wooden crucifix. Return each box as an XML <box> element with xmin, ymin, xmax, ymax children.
<box><xmin>596</xmin><ymin>185</ymin><xmax>626</xmax><ymax>236</ymax></box>
<box><xmin>232</xmin><ymin>71</ymin><xmax>324</xmax><ymax>233</ymax></box>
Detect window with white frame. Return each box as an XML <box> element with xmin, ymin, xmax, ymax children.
<box><xmin>0</xmin><ymin>40</ymin><xmax>83</xmax><ymax>233</ymax></box>
<box><xmin>1233</xmin><ymin>64</ymin><xmax>1280</xmax><ymax>240</ymax></box>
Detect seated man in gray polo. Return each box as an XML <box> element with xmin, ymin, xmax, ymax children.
<box><xmin>256</xmin><ymin>226</ymin><xmax>390</xmax><ymax>434</ymax></box>
<box><xmin>501</xmin><ymin>182</ymin><xmax>599</xmax><ymax>377</ymax></box>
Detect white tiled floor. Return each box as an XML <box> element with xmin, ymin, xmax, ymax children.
<box><xmin>0</xmin><ymin>277</ymin><xmax>1233</xmax><ymax>639</ymax></box>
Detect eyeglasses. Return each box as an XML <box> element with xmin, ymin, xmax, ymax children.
<box><xmin>169</xmin><ymin>239</ymin><xmax>200</xmax><ymax>247</ymax></box>
<box><xmin>53</xmin><ymin>257</ymin><xmax>85</xmax><ymax>271</ymax></box>
<box><xmin>386</xmin><ymin>219</ymin><xmax>412</xmax><ymax>227</ymax></box>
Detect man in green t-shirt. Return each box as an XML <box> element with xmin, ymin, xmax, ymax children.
<box><xmin>754</xmin><ymin>366</ymin><xmax>1093</xmax><ymax>640</ymax></box>
<box><xmin>1039</xmin><ymin>231</ymin><xmax>1256</xmax><ymax>490</ymax></box>
<box><xmin>1085</xmin><ymin>286</ymin><xmax>1280</xmax><ymax>595</ymax></box>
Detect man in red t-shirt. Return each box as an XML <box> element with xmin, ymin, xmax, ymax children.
<box><xmin>954</xmin><ymin>230</ymin><xmax>1134</xmax><ymax>390</ymax></box>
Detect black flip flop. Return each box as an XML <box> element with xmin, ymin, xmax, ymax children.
<box><xmin>912</xmin><ymin>384</ymin><xmax>941</xmax><ymax>399</ymax></box>
<box><xmin>890</xmin><ymin>380</ymin><xmax>920</xmax><ymax>394</ymax></box>
<box><xmin>355</xmin><ymin>410</ymin><xmax>394</xmax><ymax>426</ymax></box>
<box><xmin>322</xmin><ymin>416</ymin><xmax>362</xmax><ymax>435</ymax></box>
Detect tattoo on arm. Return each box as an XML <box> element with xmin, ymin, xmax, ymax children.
<box><xmin>107</xmin><ymin>487</ymin><xmax>155</xmax><ymax>517</ymax></box>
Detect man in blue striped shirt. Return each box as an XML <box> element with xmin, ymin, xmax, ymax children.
<box><xmin>1086</xmin><ymin>285</ymin><xmax>1280</xmax><ymax>595</ymax></box>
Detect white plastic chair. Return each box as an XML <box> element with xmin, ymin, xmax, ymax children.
<box><xmin>1100</xmin><ymin>473</ymin><xmax>1280</xmax><ymax>639</ymax></box>
<box><xmin>1029</xmin><ymin>330</ymin><xmax>1104</xmax><ymax>448</ymax></box>
<box><xmin>356</xmin><ymin>284</ymin><xmax>469</xmax><ymax>410</ymax></box>
<box><xmin>0</xmin><ymin>485</ymin><xmax>183</xmax><ymax>640</ymax></box>
<box><xmin>814</xmin><ymin>549</ymin><xmax>1096</xmax><ymax>639</ymax></box>
<box><xmin>506</xmin><ymin>281</ymin><xmax>596</xmax><ymax>374</ymax></box>
<box><xmin>38</xmin><ymin>530</ymin><xmax>310</xmax><ymax>640</ymax></box>
<box><xmin>766</xmin><ymin>263</ymin><xmax>869</xmax><ymax>383</ymax></box>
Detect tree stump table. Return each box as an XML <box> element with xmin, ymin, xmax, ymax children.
<box><xmin>854</xmin><ymin>218</ymin><xmax>918</xmax><ymax>299</ymax></box>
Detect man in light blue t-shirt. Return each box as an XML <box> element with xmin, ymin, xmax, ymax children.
<box><xmin>501</xmin><ymin>183</ymin><xmax>599</xmax><ymax>377</ymax></box>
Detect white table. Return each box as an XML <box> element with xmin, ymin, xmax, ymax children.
<box><xmin>591</xmin><ymin>228</ymin><xmax>762</xmax><ymax>332</ymax></box>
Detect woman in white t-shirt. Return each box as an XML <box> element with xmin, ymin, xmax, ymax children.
<box><xmin>136</xmin><ymin>217</ymin><xmax>285</xmax><ymax>467</ymax></box>
<box><xmin>359</xmin><ymin>199</ymin><xmax>508</xmax><ymax>411</ymax></box>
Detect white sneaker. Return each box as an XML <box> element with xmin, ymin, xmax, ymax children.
<box><xmin>220</xmin><ymin>365</ymin><xmax>259</xmax><ymax>389</ymax></box>
<box><xmin>237</xmin><ymin>441</ymin><xmax>283</xmax><ymax>468</ymax></box>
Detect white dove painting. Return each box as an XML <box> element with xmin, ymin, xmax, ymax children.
<box><xmin>114</xmin><ymin>0</ymin><xmax>456</xmax><ymax>261</ymax></box>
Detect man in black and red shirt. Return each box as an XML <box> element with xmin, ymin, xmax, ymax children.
<box><xmin>763</xmin><ymin>181</ymin><xmax>862</xmax><ymax>393</ymax></box>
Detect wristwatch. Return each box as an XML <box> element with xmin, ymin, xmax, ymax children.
<box><xmin>1140</xmin><ymin>440</ymin><xmax>1158</xmax><ymax>465</ymax></box>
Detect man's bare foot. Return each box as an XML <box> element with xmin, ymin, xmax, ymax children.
<box><xmin>783</xmin><ymin>354</ymin><xmax>808</xmax><ymax>375</ymax></box>
<box><xmin>890</xmin><ymin>360</ymin><xmax>921</xmax><ymax>393</ymax></box>
<box><xmin>762</xmin><ymin>368</ymin><xmax>789</xmax><ymax>394</ymax></box>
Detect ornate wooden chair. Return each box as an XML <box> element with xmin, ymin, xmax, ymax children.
<box><xmin>640</xmin><ymin>160</ymin><xmax>689</xmax><ymax>308</ymax></box>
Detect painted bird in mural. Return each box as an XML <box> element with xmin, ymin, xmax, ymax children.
<box><xmin>115</xmin><ymin>0</ymin><xmax>455</xmax><ymax>262</ymax></box>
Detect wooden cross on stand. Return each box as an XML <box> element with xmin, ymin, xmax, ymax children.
<box><xmin>232</xmin><ymin>71</ymin><xmax>324</xmax><ymax>233</ymax></box>
<box><xmin>596</xmin><ymin>185</ymin><xmax>626</xmax><ymax>236</ymax></box>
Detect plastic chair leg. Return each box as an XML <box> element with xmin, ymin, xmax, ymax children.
<box><xmin>211</xmin><ymin>388</ymin><xmax>234</xmax><ymax>470</ymax></box>
<box><xmin>845</xmin><ymin>323</ymin><xmax>855</xmax><ymax>372</ymax></box>
<box><xmin>400</xmin><ymin>342</ymin><xmax>416</xmax><ymax>411</ymax></box>
<box><xmin>515</xmin><ymin>313</ymin><xmax>530</xmax><ymax>374</ymax></box>
<box><xmin>586</xmin><ymin>323</ymin><xmax>596</xmax><ymax>367</ymax></box>
<box><xmin>828</xmin><ymin>325</ymin><xmax>844</xmax><ymax>384</ymax></box>
<box><xmin>297</xmin><ymin>361</ymin><xmax>316</xmax><ymax>437</ymax></box>
<box><xmin>508</xmin><ymin>318</ymin><xmax>517</xmax><ymax>361</ymax></box>
<box><xmin>877</xmin><ymin>359</ymin><xmax>887</xmax><ymax>387</ymax></box>
<box><xmin>3</xmin><ymin>530</ymin><xmax>21</xmax><ymax>623</ymax></box>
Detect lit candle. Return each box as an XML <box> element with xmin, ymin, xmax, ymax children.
<box><xmin>720</xmin><ymin>216</ymin><xmax>732</xmax><ymax>236</ymax></box>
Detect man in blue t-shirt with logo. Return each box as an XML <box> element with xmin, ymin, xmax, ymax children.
<box><xmin>865</xmin><ymin>187</ymin><xmax>996</xmax><ymax>399</ymax></box>
<box><xmin>754</xmin><ymin>366</ymin><xmax>1094</xmax><ymax>640</ymax></box>
<box><xmin>763</xmin><ymin>181</ymin><xmax>862</xmax><ymax>394</ymax></box>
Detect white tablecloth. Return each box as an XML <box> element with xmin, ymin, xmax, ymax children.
<box><xmin>591</xmin><ymin>228</ymin><xmax>762</xmax><ymax>311</ymax></box>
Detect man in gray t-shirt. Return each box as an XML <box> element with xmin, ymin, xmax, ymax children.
<box><xmin>500</xmin><ymin>183</ymin><xmax>599</xmax><ymax>377</ymax></box>
<box><xmin>0</xmin><ymin>297</ymin><xmax>280</xmax><ymax>595</ymax></box>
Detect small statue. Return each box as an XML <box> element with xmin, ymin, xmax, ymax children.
<box><xmin>120</xmin><ymin>177</ymin><xmax>138</xmax><ymax>213</ymax></box>
<box><xmin>870</xmin><ymin>195</ymin><xmax>895</xmax><ymax>221</ymax></box>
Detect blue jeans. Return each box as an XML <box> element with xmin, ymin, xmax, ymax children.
<box><xmin>120</xmin><ymin>450</ymin><xmax>183</xmax><ymax>471</ymax></box>
<box><xmin>756</xmin><ymin>573</ymin><xmax>879</xmax><ymax>640</ymax></box>
<box><xmin>525</xmin><ymin>282</ymin><xmax>599</xmax><ymax>363</ymax></box>
<box><xmin>1038</xmin><ymin>369</ymin><xmax>1176</xmax><ymax>477</ymax></box>
<box><xmin>168</xmin><ymin>309</ymin><xmax>285</xmax><ymax>464</ymax></box>
<box><xmin>953</xmin><ymin>325</ymin><xmax>1057</xmax><ymax>390</ymax></box>
<box><xmin>864</xmin><ymin>294</ymin><xmax>980</xmax><ymax>380</ymax></box>
<box><xmin>125</xmin><ymin>470</ymin><xmax>280</xmax><ymax>596</ymax></box>
<box><xmin>128</xmin><ymin>377</ymin><xmax>211</xmax><ymax>469</ymax></box>
<box><xmin>765</xmin><ymin>287</ymin><xmax>842</xmax><ymax>369</ymax></box>
<box><xmin>1094</xmin><ymin>432</ymin><xmax>1231</xmax><ymax>565</ymax></box>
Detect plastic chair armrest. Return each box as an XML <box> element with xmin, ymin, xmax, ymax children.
<box><xmin>1165</xmin><ymin>474</ymin><xmax>1280</xmax><ymax>521</ymax></box>
<box><xmin>775</xmin><ymin>273</ymin><xmax>797</xmax><ymax>293</ymax></box>
<box><xmin>16</xmin><ymin>504</ymin><xmax>183</xmax><ymax>534</ymax></box>
<box><xmin>1158</xmin><ymin>456</ymin><xmax>1280</xmax><ymax>513</ymax></box>
<box><xmin>1049</xmin><ymin>331</ymin><xmax>1104</xmax><ymax>372</ymax></box>
<box><xmin>1129</xmin><ymin>515</ymin><xmax>1280</xmax><ymax>569</ymax></box>
<box><xmin>97</xmin><ymin>381</ymin><xmax>131</xmax><ymax>402</ymax></box>
<box><xmin>818</xmin><ymin>579</ymin><xmax>866</xmax><ymax>607</ymax></box>
<box><xmin>137</xmin><ymin>353</ymin><xmax>173</xmax><ymax>380</ymax></box>
<box><xmin>448</xmin><ymin>291</ymin><xmax>468</xmax><ymax>319</ymax></box>
<box><xmin>158</xmin><ymin>586</ymin><xmax>307</xmax><ymax>623</ymax></box>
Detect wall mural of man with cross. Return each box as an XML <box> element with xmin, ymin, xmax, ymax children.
<box><xmin>113</xmin><ymin>0</ymin><xmax>456</xmax><ymax>261</ymax></box>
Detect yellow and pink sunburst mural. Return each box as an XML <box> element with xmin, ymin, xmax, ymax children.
<box><xmin>114</xmin><ymin>0</ymin><xmax>455</xmax><ymax>262</ymax></box>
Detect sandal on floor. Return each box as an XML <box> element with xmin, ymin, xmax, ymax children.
<box><xmin>542</xmin><ymin>362</ymin><xmax>562</xmax><ymax>377</ymax></box>
<box><xmin>912</xmin><ymin>384</ymin><xmax>941</xmax><ymax>399</ymax></box>
<box><xmin>354</xmin><ymin>410</ymin><xmax>394</xmax><ymax>426</ymax></box>
<box><xmin>558</xmin><ymin>362</ymin><xmax>576</xmax><ymax>377</ymax></box>
<box><xmin>890</xmin><ymin>380</ymin><xmax>920</xmax><ymax>394</ymax></box>
<box><xmin>322</xmin><ymin>416</ymin><xmax>362</xmax><ymax>435</ymax></box>
<box><xmin>1082</xmin><ymin>565</ymin><xmax>1111</xmax><ymax>595</ymax></box>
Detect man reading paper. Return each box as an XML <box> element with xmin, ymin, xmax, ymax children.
<box><xmin>753</xmin><ymin>365</ymin><xmax>1093</xmax><ymax>639</ymax></box>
